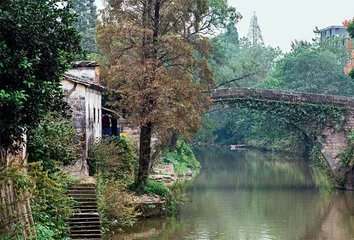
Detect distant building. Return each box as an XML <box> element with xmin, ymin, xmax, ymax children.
<box><xmin>319</xmin><ymin>25</ymin><xmax>349</xmax><ymax>40</ymax></box>
<box><xmin>61</xmin><ymin>61</ymin><xmax>104</xmax><ymax>176</ymax></box>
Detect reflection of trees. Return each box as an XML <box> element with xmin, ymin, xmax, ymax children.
<box><xmin>108</xmin><ymin>217</ymin><xmax>184</xmax><ymax>240</ymax></box>
<box><xmin>112</xmin><ymin>148</ymin><xmax>354</xmax><ymax>240</ymax></box>
<box><xmin>192</xmin><ymin>147</ymin><xmax>317</xmax><ymax>189</ymax></box>
<box><xmin>110</xmin><ymin>191</ymin><xmax>354</xmax><ymax>240</ymax></box>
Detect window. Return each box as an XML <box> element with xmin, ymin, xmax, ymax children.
<box><xmin>98</xmin><ymin>109</ymin><xmax>100</xmax><ymax>123</ymax></box>
<box><xmin>94</xmin><ymin>108</ymin><xmax>96</xmax><ymax>123</ymax></box>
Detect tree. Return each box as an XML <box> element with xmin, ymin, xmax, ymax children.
<box><xmin>97</xmin><ymin>0</ymin><xmax>239</xmax><ymax>191</ymax></box>
<box><xmin>71</xmin><ymin>0</ymin><xmax>98</xmax><ymax>54</ymax></box>
<box><xmin>209</xmin><ymin>29</ymin><xmax>281</xmax><ymax>88</ymax></box>
<box><xmin>27</xmin><ymin>113</ymin><xmax>79</xmax><ymax>172</ymax></box>
<box><xmin>0</xmin><ymin>0</ymin><xmax>81</xmax><ymax>153</ymax></box>
<box><xmin>265</xmin><ymin>41</ymin><xmax>354</xmax><ymax>96</ymax></box>
<box><xmin>247</xmin><ymin>12</ymin><xmax>264</xmax><ymax>46</ymax></box>
<box><xmin>344</xmin><ymin>18</ymin><xmax>354</xmax><ymax>79</ymax></box>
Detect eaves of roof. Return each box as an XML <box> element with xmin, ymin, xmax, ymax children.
<box><xmin>63</xmin><ymin>73</ymin><xmax>105</xmax><ymax>92</ymax></box>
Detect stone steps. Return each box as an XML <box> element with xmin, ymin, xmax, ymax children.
<box><xmin>68</xmin><ymin>184</ymin><xmax>102</xmax><ymax>239</ymax></box>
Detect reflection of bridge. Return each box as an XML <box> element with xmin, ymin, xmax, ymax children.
<box><xmin>209</xmin><ymin>88</ymin><xmax>354</xmax><ymax>190</ymax></box>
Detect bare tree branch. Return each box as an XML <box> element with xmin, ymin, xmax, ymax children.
<box><xmin>216</xmin><ymin>73</ymin><xmax>258</xmax><ymax>88</ymax></box>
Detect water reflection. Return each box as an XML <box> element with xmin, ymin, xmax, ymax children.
<box><xmin>109</xmin><ymin>148</ymin><xmax>354</xmax><ymax>240</ymax></box>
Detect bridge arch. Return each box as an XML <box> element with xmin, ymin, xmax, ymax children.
<box><xmin>208</xmin><ymin>88</ymin><xmax>354</xmax><ymax>189</ymax></box>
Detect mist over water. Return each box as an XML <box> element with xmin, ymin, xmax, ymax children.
<box><xmin>110</xmin><ymin>147</ymin><xmax>354</xmax><ymax>240</ymax></box>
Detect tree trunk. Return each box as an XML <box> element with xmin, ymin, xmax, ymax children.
<box><xmin>169</xmin><ymin>131</ymin><xmax>179</xmax><ymax>152</ymax></box>
<box><xmin>136</xmin><ymin>122</ymin><xmax>152</xmax><ymax>192</ymax></box>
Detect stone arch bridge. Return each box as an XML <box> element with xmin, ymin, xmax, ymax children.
<box><xmin>209</xmin><ymin>88</ymin><xmax>354</xmax><ymax>190</ymax></box>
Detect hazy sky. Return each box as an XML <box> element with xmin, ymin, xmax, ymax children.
<box><xmin>232</xmin><ymin>0</ymin><xmax>354</xmax><ymax>51</ymax></box>
<box><xmin>95</xmin><ymin>0</ymin><xmax>354</xmax><ymax>52</ymax></box>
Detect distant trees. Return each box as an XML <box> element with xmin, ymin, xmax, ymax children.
<box><xmin>97</xmin><ymin>0</ymin><xmax>239</xmax><ymax>191</ymax></box>
<box><xmin>0</xmin><ymin>0</ymin><xmax>81</xmax><ymax>153</ymax></box>
<box><xmin>210</xmin><ymin>24</ymin><xmax>280</xmax><ymax>88</ymax></box>
<box><xmin>266</xmin><ymin>40</ymin><xmax>354</xmax><ymax>96</ymax></box>
<box><xmin>71</xmin><ymin>0</ymin><xmax>98</xmax><ymax>54</ymax></box>
<box><xmin>247</xmin><ymin>12</ymin><xmax>264</xmax><ymax>46</ymax></box>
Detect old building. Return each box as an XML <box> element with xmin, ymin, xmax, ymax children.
<box><xmin>61</xmin><ymin>61</ymin><xmax>104</xmax><ymax>175</ymax></box>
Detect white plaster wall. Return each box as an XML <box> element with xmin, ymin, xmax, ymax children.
<box><xmin>67</xmin><ymin>68</ymin><xmax>95</xmax><ymax>81</ymax></box>
<box><xmin>85</xmin><ymin>88</ymin><xmax>102</xmax><ymax>151</ymax></box>
<box><xmin>94</xmin><ymin>91</ymin><xmax>102</xmax><ymax>139</ymax></box>
<box><xmin>61</xmin><ymin>79</ymin><xmax>86</xmax><ymax>95</ymax></box>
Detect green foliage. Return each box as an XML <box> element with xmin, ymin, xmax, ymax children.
<box><xmin>0</xmin><ymin>0</ymin><xmax>81</xmax><ymax>152</ymax></box>
<box><xmin>96</xmin><ymin>177</ymin><xmax>139</xmax><ymax>228</ymax></box>
<box><xmin>0</xmin><ymin>161</ymin><xmax>32</xmax><ymax>239</ymax></box>
<box><xmin>198</xmin><ymin>97</ymin><xmax>347</xmax><ymax>153</ymax></box>
<box><xmin>225</xmin><ymin>99</ymin><xmax>347</xmax><ymax>133</ymax></box>
<box><xmin>90</xmin><ymin>137</ymin><xmax>139</xmax><ymax>228</ymax></box>
<box><xmin>210</xmin><ymin>36</ymin><xmax>281</xmax><ymax>88</ymax></box>
<box><xmin>337</xmin><ymin>129</ymin><xmax>354</xmax><ymax>168</ymax></box>
<box><xmin>193</xmin><ymin>117</ymin><xmax>220</xmax><ymax>143</ymax></box>
<box><xmin>310</xmin><ymin>146</ymin><xmax>334</xmax><ymax>187</ymax></box>
<box><xmin>0</xmin><ymin>162</ymin><xmax>77</xmax><ymax>239</ymax></box>
<box><xmin>71</xmin><ymin>0</ymin><xmax>98</xmax><ymax>54</ymax></box>
<box><xmin>35</xmin><ymin>223</ymin><xmax>55</xmax><ymax>240</ymax></box>
<box><xmin>347</xmin><ymin>21</ymin><xmax>354</xmax><ymax>39</ymax></box>
<box><xmin>88</xmin><ymin>137</ymin><xmax>137</xmax><ymax>180</ymax></box>
<box><xmin>131</xmin><ymin>180</ymin><xmax>178</xmax><ymax>213</ymax></box>
<box><xmin>140</xmin><ymin>181</ymin><xmax>172</xmax><ymax>199</ymax></box>
<box><xmin>162</xmin><ymin>141</ymin><xmax>200</xmax><ymax>176</ymax></box>
<box><xmin>348</xmin><ymin>68</ymin><xmax>354</xmax><ymax>79</ymax></box>
<box><xmin>27</xmin><ymin>114</ymin><xmax>79</xmax><ymax>172</ymax></box>
<box><xmin>263</xmin><ymin>42</ymin><xmax>354</xmax><ymax>96</ymax></box>
<box><xmin>198</xmin><ymin>37</ymin><xmax>353</xmax><ymax>152</ymax></box>
<box><xmin>29</xmin><ymin>163</ymin><xmax>77</xmax><ymax>239</ymax></box>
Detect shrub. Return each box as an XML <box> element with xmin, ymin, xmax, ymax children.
<box><xmin>140</xmin><ymin>181</ymin><xmax>172</xmax><ymax>199</ymax></box>
<box><xmin>88</xmin><ymin>137</ymin><xmax>137</xmax><ymax>181</ymax></box>
<box><xmin>130</xmin><ymin>180</ymin><xmax>178</xmax><ymax>213</ymax></box>
<box><xmin>96</xmin><ymin>177</ymin><xmax>139</xmax><ymax>228</ymax></box>
<box><xmin>27</xmin><ymin>114</ymin><xmax>80</xmax><ymax>172</ymax></box>
<box><xmin>161</xmin><ymin>141</ymin><xmax>200</xmax><ymax>175</ymax></box>
<box><xmin>29</xmin><ymin>162</ymin><xmax>77</xmax><ymax>239</ymax></box>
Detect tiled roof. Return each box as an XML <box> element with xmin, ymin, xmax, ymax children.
<box><xmin>63</xmin><ymin>73</ymin><xmax>105</xmax><ymax>91</ymax></box>
<box><xmin>72</xmin><ymin>61</ymin><xmax>99</xmax><ymax>68</ymax></box>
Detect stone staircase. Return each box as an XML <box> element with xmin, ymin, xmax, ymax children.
<box><xmin>68</xmin><ymin>183</ymin><xmax>102</xmax><ymax>239</ymax></box>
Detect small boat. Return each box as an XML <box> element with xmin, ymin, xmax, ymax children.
<box><xmin>230</xmin><ymin>144</ymin><xmax>246</xmax><ymax>150</ymax></box>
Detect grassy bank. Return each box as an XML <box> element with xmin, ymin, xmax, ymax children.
<box><xmin>88</xmin><ymin>137</ymin><xmax>200</xmax><ymax>233</ymax></box>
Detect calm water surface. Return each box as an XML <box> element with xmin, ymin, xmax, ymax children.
<box><xmin>110</xmin><ymin>147</ymin><xmax>354</xmax><ymax>240</ymax></box>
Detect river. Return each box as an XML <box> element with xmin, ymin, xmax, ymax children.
<box><xmin>110</xmin><ymin>147</ymin><xmax>354</xmax><ymax>240</ymax></box>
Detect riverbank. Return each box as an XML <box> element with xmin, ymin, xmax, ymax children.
<box><xmin>88</xmin><ymin>138</ymin><xmax>200</xmax><ymax>234</ymax></box>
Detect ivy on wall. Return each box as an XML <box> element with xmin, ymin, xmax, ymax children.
<box><xmin>213</xmin><ymin>97</ymin><xmax>348</xmax><ymax>140</ymax></box>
